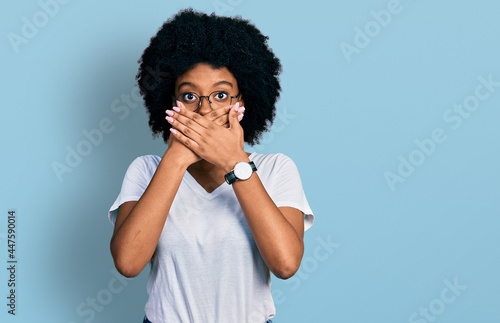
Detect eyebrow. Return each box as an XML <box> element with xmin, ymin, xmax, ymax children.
<box><xmin>177</xmin><ymin>81</ymin><xmax>233</xmax><ymax>92</ymax></box>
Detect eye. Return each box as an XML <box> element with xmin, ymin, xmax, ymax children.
<box><xmin>181</xmin><ymin>92</ymin><xmax>198</xmax><ymax>102</ymax></box>
<box><xmin>212</xmin><ymin>91</ymin><xmax>229</xmax><ymax>102</ymax></box>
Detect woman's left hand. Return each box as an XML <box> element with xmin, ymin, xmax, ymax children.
<box><xmin>166</xmin><ymin>101</ymin><xmax>248</xmax><ymax>172</ymax></box>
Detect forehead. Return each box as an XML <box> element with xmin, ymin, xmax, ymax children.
<box><xmin>175</xmin><ymin>63</ymin><xmax>237</xmax><ymax>90</ymax></box>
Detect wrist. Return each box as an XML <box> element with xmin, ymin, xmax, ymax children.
<box><xmin>222</xmin><ymin>152</ymin><xmax>250</xmax><ymax>174</ymax></box>
<box><xmin>162</xmin><ymin>149</ymin><xmax>191</xmax><ymax>171</ymax></box>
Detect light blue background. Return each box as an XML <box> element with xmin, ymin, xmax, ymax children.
<box><xmin>1</xmin><ymin>0</ymin><xmax>499</xmax><ymax>322</ymax></box>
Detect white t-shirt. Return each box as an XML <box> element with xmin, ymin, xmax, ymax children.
<box><xmin>108</xmin><ymin>152</ymin><xmax>314</xmax><ymax>323</ymax></box>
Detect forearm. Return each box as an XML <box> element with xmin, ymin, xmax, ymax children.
<box><xmin>229</xmin><ymin>161</ymin><xmax>304</xmax><ymax>279</ymax></box>
<box><xmin>165</xmin><ymin>104</ymin><xmax>305</xmax><ymax>278</ymax></box>
<box><xmin>110</xmin><ymin>151</ymin><xmax>188</xmax><ymax>276</ymax></box>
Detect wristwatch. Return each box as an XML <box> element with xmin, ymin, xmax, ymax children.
<box><xmin>224</xmin><ymin>161</ymin><xmax>257</xmax><ymax>185</ymax></box>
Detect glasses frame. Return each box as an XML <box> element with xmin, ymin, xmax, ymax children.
<box><xmin>172</xmin><ymin>91</ymin><xmax>240</xmax><ymax>112</ymax></box>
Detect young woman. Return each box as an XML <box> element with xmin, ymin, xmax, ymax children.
<box><xmin>108</xmin><ymin>9</ymin><xmax>314</xmax><ymax>323</ymax></box>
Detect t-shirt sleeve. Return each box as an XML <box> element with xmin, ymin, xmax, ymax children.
<box><xmin>271</xmin><ymin>154</ymin><xmax>315</xmax><ymax>231</ymax></box>
<box><xmin>107</xmin><ymin>156</ymin><xmax>152</xmax><ymax>226</ymax></box>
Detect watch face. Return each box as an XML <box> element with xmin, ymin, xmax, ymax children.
<box><xmin>234</xmin><ymin>162</ymin><xmax>253</xmax><ymax>180</ymax></box>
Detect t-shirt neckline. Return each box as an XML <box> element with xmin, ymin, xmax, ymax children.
<box><xmin>183</xmin><ymin>152</ymin><xmax>257</xmax><ymax>200</ymax></box>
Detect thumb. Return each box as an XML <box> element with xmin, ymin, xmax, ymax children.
<box><xmin>229</xmin><ymin>101</ymin><xmax>242</xmax><ymax>130</ymax></box>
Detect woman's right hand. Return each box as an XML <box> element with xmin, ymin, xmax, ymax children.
<box><xmin>165</xmin><ymin>126</ymin><xmax>201</xmax><ymax>167</ymax></box>
<box><xmin>164</xmin><ymin>103</ymin><xmax>238</xmax><ymax>166</ymax></box>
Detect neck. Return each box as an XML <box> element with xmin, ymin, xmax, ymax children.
<box><xmin>188</xmin><ymin>159</ymin><xmax>219</xmax><ymax>174</ymax></box>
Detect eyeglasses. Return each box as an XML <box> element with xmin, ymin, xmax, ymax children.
<box><xmin>172</xmin><ymin>91</ymin><xmax>240</xmax><ymax>112</ymax></box>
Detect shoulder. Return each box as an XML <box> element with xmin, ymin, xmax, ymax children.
<box><xmin>131</xmin><ymin>154</ymin><xmax>162</xmax><ymax>166</ymax></box>
<box><xmin>125</xmin><ymin>154</ymin><xmax>162</xmax><ymax>177</ymax></box>
<box><xmin>249</xmin><ymin>152</ymin><xmax>294</xmax><ymax>169</ymax></box>
<box><xmin>249</xmin><ymin>152</ymin><xmax>298</xmax><ymax>181</ymax></box>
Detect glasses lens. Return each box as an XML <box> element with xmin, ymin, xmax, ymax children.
<box><xmin>209</xmin><ymin>91</ymin><xmax>231</xmax><ymax>109</ymax></box>
<box><xmin>178</xmin><ymin>92</ymin><xmax>199</xmax><ymax>110</ymax></box>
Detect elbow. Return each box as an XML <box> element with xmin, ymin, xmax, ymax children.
<box><xmin>272</xmin><ymin>245</ymin><xmax>304</xmax><ymax>280</ymax></box>
<box><xmin>110</xmin><ymin>239</ymin><xmax>143</xmax><ymax>278</ymax></box>
<box><xmin>114</xmin><ymin>259</ymin><xmax>141</xmax><ymax>278</ymax></box>
<box><xmin>274</xmin><ymin>266</ymin><xmax>298</xmax><ymax>280</ymax></box>
<box><xmin>111</xmin><ymin>252</ymin><xmax>141</xmax><ymax>278</ymax></box>
<box><xmin>272</xmin><ymin>259</ymin><xmax>301</xmax><ymax>280</ymax></box>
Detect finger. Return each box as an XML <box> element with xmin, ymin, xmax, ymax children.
<box><xmin>213</xmin><ymin>113</ymin><xmax>229</xmax><ymax>127</ymax></box>
<box><xmin>229</xmin><ymin>102</ymin><xmax>244</xmax><ymax>130</ymax></box>
<box><xmin>173</xmin><ymin>101</ymin><xmax>211</xmax><ymax>129</ymax></box>
<box><xmin>223</xmin><ymin>108</ymin><xmax>244</xmax><ymax>128</ymax></box>
<box><xmin>166</xmin><ymin>111</ymin><xmax>203</xmax><ymax>143</ymax></box>
<box><xmin>202</xmin><ymin>104</ymin><xmax>232</xmax><ymax>124</ymax></box>
<box><xmin>168</xmin><ymin>109</ymin><xmax>206</xmax><ymax>134</ymax></box>
<box><xmin>211</xmin><ymin>106</ymin><xmax>243</xmax><ymax>126</ymax></box>
<box><xmin>226</xmin><ymin>112</ymin><xmax>244</xmax><ymax>125</ymax></box>
<box><xmin>169</xmin><ymin>127</ymin><xmax>200</xmax><ymax>151</ymax></box>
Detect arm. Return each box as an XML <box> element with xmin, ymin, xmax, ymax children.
<box><xmin>167</xmin><ymin>102</ymin><xmax>306</xmax><ymax>279</ymax></box>
<box><xmin>110</xmin><ymin>151</ymin><xmax>188</xmax><ymax>278</ymax></box>
<box><xmin>231</xmin><ymin>160</ymin><xmax>305</xmax><ymax>279</ymax></box>
<box><xmin>110</xmin><ymin>106</ymin><xmax>237</xmax><ymax>277</ymax></box>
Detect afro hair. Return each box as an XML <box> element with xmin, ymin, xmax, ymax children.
<box><xmin>136</xmin><ymin>8</ymin><xmax>282</xmax><ymax>146</ymax></box>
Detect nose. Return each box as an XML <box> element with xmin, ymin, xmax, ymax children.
<box><xmin>197</xmin><ymin>96</ymin><xmax>213</xmax><ymax>115</ymax></box>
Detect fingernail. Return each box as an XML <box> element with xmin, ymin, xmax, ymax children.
<box><xmin>173</xmin><ymin>106</ymin><xmax>181</xmax><ymax>112</ymax></box>
<box><xmin>233</xmin><ymin>102</ymin><xmax>240</xmax><ymax>111</ymax></box>
<box><xmin>238</xmin><ymin>113</ymin><xmax>244</xmax><ymax>121</ymax></box>
<box><xmin>237</xmin><ymin>106</ymin><xmax>245</xmax><ymax>113</ymax></box>
<box><xmin>165</xmin><ymin>110</ymin><xmax>174</xmax><ymax>116</ymax></box>
<box><xmin>176</xmin><ymin>100</ymin><xmax>181</xmax><ymax>107</ymax></box>
<box><xmin>169</xmin><ymin>128</ymin><xmax>177</xmax><ymax>135</ymax></box>
<box><xmin>166</xmin><ymin>116</ymin><xmax>174</xmax><ymax>123</ymax></box>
